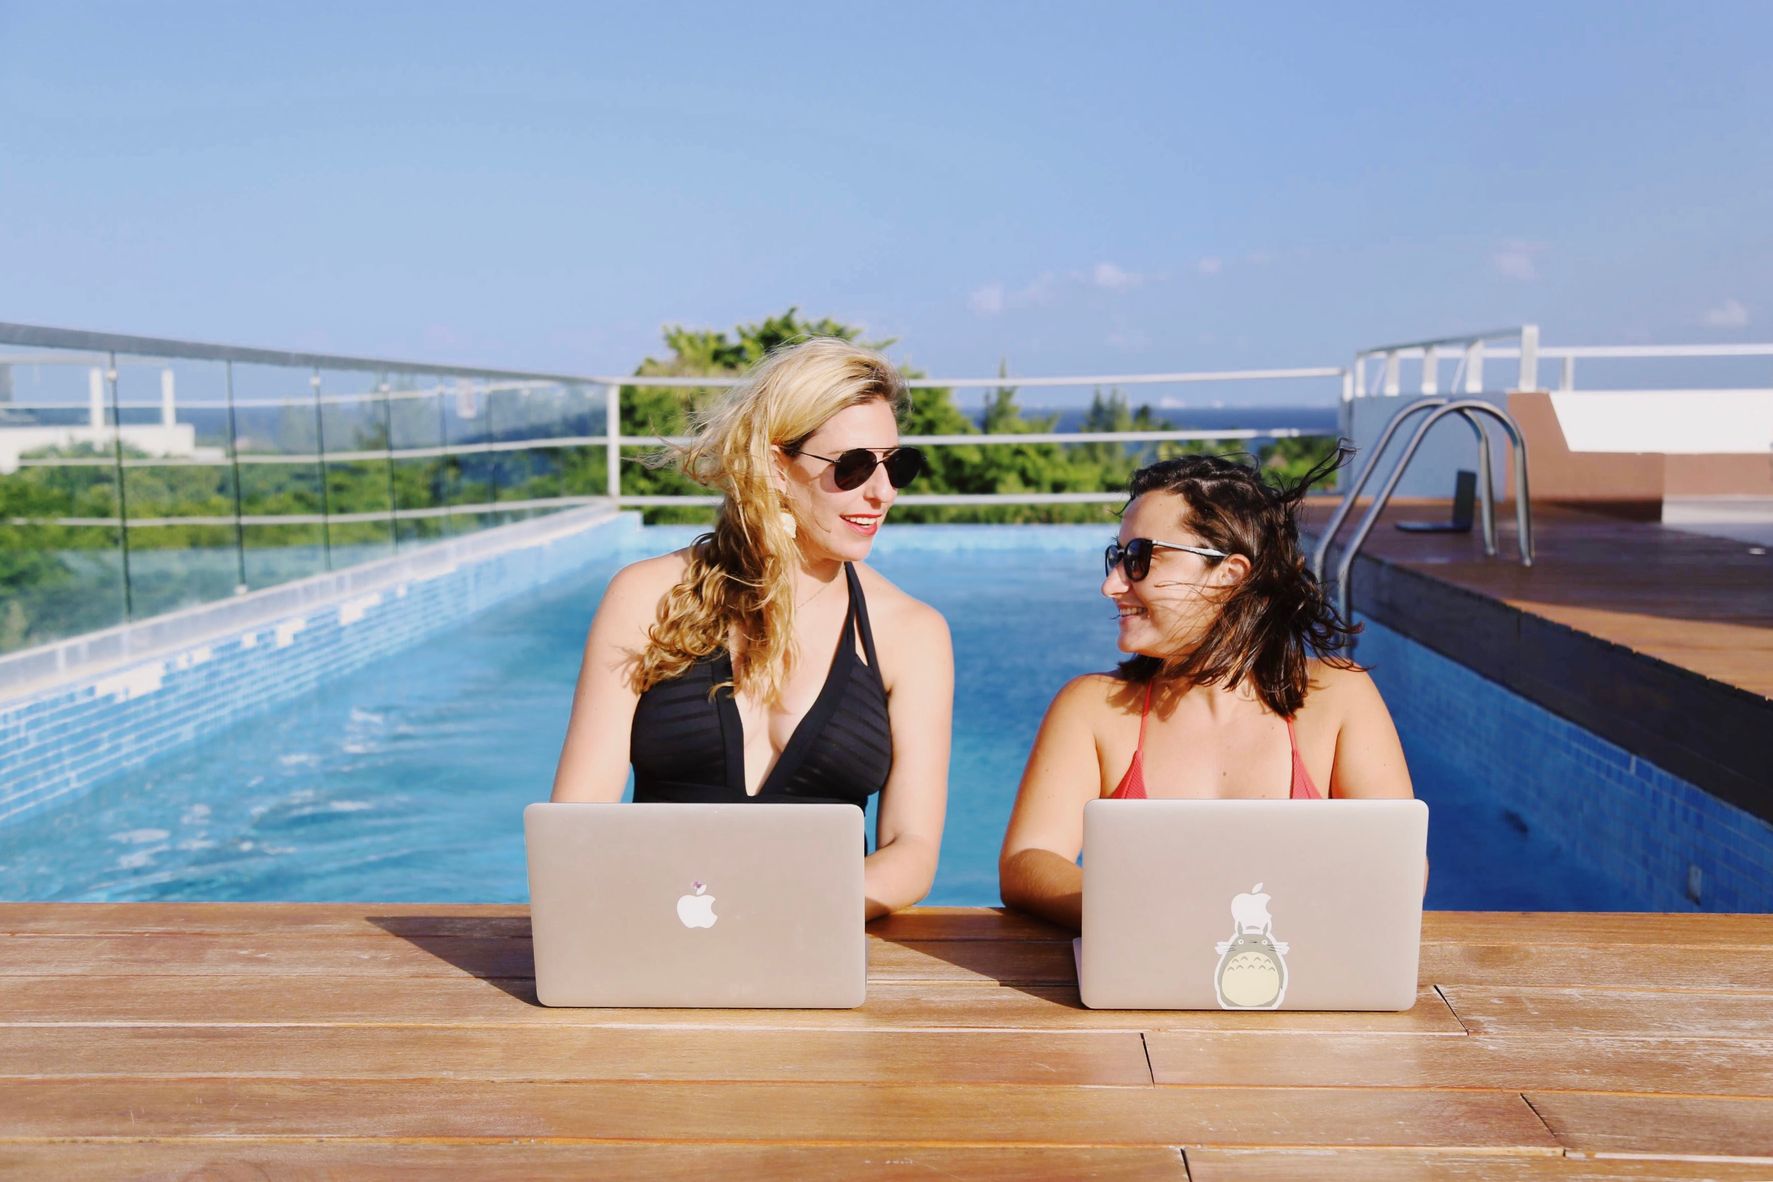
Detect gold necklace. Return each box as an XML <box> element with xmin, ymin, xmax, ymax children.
<box><xmin>794</xmin><ymin>569</ymin><xmax>842</xmax><ymax>612</ymax></box>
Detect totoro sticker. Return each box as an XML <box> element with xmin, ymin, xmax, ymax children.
<box><xmin>1213</xmin><ymin>883</ymin><xmax>1291</xmax><ymax>1009</ymax></box>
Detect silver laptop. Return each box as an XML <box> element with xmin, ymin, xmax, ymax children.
<box><xmin>524</xmin><ymin>802</ymin><xmax>866</xmax><ymax>1008</ymax></box>
<box><xmin>1077</xmin><ymin>798</ymin><xmax>1428</xmax><ymax>1011</ymax></box>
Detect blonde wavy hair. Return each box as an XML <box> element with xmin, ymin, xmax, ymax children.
<box><xmin>632</xmin><ymin>337</ymin><xmax>909</xmax><ymax>704</ymax></box>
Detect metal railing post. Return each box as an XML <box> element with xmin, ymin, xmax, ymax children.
<box><xmin>224</xmin><ymin>361</ymin><xmax>247</xmax><ymax>592</ymax></box>
<box><xmin>605</xmin><ymin>381</ymin><xmax>621</xmax><ymax>502</ymax></box>
<box><xmin>379</xmin><ymin>376</ymin><xmax>398</xmax><ymax>553</ymax></box>
<box><xmin>435</xmin><ymin>378</ymin><xmax>452</xmax><ymax>536</ymax></box>
<box><xmin>105</xmin><ymin>353</ymin><xmax>133</xmax><ymax>620</ymax></box>
<box><xmin>483</xmin><ymin>382</ymin><xmax>500</xmax><ymax>508</ymax></box>
<box><xmin>310</xmin><ymin>368</ymin><xmax>333</xmax><ymax>570</ymax></box>
<box><xmin>1519</xmin><ymin>324</ymin><xmax>1541</xmax><ymax>392</ymax></box>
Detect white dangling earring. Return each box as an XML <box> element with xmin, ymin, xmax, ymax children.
<box><xmin>778</xmin><ymin>508</ymin><xmax>797</xmax><ymax>539</ymax></box>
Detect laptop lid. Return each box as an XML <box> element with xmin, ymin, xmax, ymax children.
<box><xmin>524</xmin><ymin>802</ymin><xmax>866</xmax><ymax>1008</ymax></box>
<box><xmin>1079</xmin><ymin>798</ymin><xmax>1428</xmax><ymax>1011</ymax></box>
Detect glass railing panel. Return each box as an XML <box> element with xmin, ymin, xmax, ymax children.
<box><xmin>227</xmin><ymin>362</ymin><xmax>332</xmax><ymax>589</ymax></box>
<box><xmin>106</xmin><ymin>355</ymin><xmax>240</xmax><ymax>618</ymax></box>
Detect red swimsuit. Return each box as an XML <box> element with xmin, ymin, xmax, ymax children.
<box><xmin>1108</xmin><ymin>683</ymin><xmax>1323</xmax><ymax>800</ymax></box>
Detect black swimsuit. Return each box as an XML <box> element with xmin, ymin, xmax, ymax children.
<box><xmin>629</xmin><ymin>563</ymin><xmax>893</xmax><ymax>809</ymax></box>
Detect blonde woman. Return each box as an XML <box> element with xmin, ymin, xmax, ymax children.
<box><xmin>551</xmin><ymin>338</ymin><xmax>952</xmax><ymax>918</ymax></box>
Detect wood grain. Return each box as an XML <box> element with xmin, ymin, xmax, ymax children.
<box><xmin>1442</xmin><ymin>986</ymin><xmax>1773</xmax><ymax>1040</ymax></box>
<box><xmin>0</xmin><ymin>932</ymin><xmax>1081</xmax><ymax>985</ymax></box>
<box><xmin>0</xmin><ymin>1025</ymin><xmax>1155</xmax><ymax>1086</ymax></box>
<box><xmin>1420</xmin><ymin>942</ymin><xmax>1773</xmax><ymax>992</ymax></box>
<box><xmin>0</xmin><ymin>1144</ymin><xmax>1190</xmax><ymax>1182</ymax></box>
<box><xmin>0</xmin><ymin>905</ymin><xmax>1768</xmax><ymax>1168</ymax></box>
<box><xmin>1187</xmin><ymin>1149</ymin><xmax>1773</xmax><ymax>1181</ymax></box>
<box><xmin>0</xmin><ymin>1080</ymin><xmax>1560</xmax><ymax>1148</ymax></box>
<box><xmin>1146</xmin><ymin>1031</ymin><xmax>1773</xmax><ymax>1096</ymax></box>
<box><xmin>0</xmin><ymin>974</ymin><xmax>1464</xmax><ymax>1033</ymax></box>
<box><xmin>1525</xmin><ymin>1093</ymin><xmax>1773</xmax><ymax>1159</ymax></box>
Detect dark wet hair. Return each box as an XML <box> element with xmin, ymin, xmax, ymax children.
<box><xmin>1117</xmin><ymin>447</ymin><xmax>1360</xmax><ymax>716</ymax></box>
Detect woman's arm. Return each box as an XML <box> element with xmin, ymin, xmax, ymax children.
<box><xmin>998</xmin><ymin>676</ymin><xmax>1110</xmax><ymax>933</ymax></box>
<box><xmin>1317</xmin><ymin>665</ymin><xmax>1427</xmax><ymax>891</ymax></box>
<box><xmin>865</xmin><ymin>600</ymin><xmax>953</xmax><ymax>919</ymax></box>
<box><xmin>549</xmin><ymin>557</ymin><xmax>679</xmax><ymax>803</ymax></box>
<box><xmin>1321</xmin><ymin>667</ymin><xmax>1413</xmax><ymax>800</ymax></box>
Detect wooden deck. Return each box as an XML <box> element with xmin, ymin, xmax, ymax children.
<box><xmin>1304</xmin><ymin>499</ymin><xmax>1773</xmax><ymax>699</ymax></box>
<box><xmin>1303</xmin><ymin>498</ymin><xmax>1773</xmax><ymax>821</ymax></box>
<box><xmin>3</xmin><ymin>904</ymin><xmax>1772</xmax><ymax>1178</ymax></box>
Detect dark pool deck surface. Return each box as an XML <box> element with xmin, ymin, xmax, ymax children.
<box><xmin>2</xmin><ymin>903</ymin><xmax>1772</xmax><ymax>1177</ymax></box>
<box><xmin>1305</xmin><ymin>498</ymin><xmax>1773</xmax><ymax>824</ymax></box>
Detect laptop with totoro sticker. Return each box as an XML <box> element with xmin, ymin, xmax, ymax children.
<box><xmin>524</xmin><ymin>802</ymin><xmax>866</xmax><ymax>1008</ymax></box>
<box><xmin>1076</xmin><ymin>798</ymin><xmax>1428</xmax><ymax>1010</ymax></box>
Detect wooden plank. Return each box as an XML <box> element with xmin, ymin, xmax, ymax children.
<box><xmin>0</xmin><ymin>1080</ymin><xmax>1559</xmax><ymax>1148</ymax></box>
<box><xmin>868</xmin><ymin>907</ymin><xmax>1072</xmax><ymax>942</ymax></box>
<box><xmin>0</xmin><ymin>902</ymin><xmax>529</xmax><ymax>937</ymax></box>
<box><xmin>1422</xmin><ymin>913</ymin><xmax>1773</xmax><ymax>949</ymax></box>
<box><xmin>35</xmin><ymin>923</ymin><xmax>1773</xmax><ymax>992</ymax></box>
<box><xmin>1525</xmin><ymin>1093</ymin><xmax>1773</xmax><ymax>1159</ymax></box>
<box><xmin>1420</xmin><ymin>942</ymin><xmax>1773</xmax><ymax>992</ymax></box>
<box><xmin>0</xmin><ymin>1143</ymin><xmax>1188</xmax><ymax>1182</ymax></box>
<box><xmin>0</xmin><ymin>903</ymin><xmax>1073</xmax><ymax>943</ymax></box>
<box><xmin>1145</xmin><ymin>1031</ymin><xmax>1773</xmax><ymax>1096</ymax></box>
<box><xmin>1442</xmin><ymin>986</ymin><xmax>1773</xmax><ymax>1041</ymax></box>
<box><xmin>0</xmin><ymin>1025</ymin><xmax>1155</xmax><ymax>1086</ymax></box>
<box><xmin>0</xmin><ymin>932</ymin><xmax>537</xmax><ymax>979</ymax></box>
<box><xmin>0</xmin><ymin>971</ymin><xmax>1403</xmax><ymax>1033</ymax></box>
<box><xmin>0</xmin><ymin>933</ymin><xmax>1079</xmax><ymax>985</ymax></box>
<box><xmin>0</xmin><ymin>975</ymin><xmax>1465</xmax><ymax>1034</ymax></box>
<box><xmin>1187</xmin><ymin>1148</ymin><xmax>1773</xmax><ymax>1181</ymax></box>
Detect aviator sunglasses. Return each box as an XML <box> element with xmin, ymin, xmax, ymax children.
<box><xmin>794</xmin><ymin>445</ymin><xmax>926</xmax><ymax>491</ymax></box>
<box><xmin>1104</xmin><ymin>537</ymin><xmax>1229</xmax><ymax>582</ymax></box>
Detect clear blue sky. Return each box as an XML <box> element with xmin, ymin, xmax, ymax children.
<box><xmin>3</xmin><ymin>2</ymin><xmax>1769</xmax><ymax>401</ymax></box>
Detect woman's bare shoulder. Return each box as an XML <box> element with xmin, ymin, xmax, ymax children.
<box><xmin>1049</xmin><ymin>672</ymin><xmax>1138</xmax><ymax>721</ymax></box>
<box><xmin>595</xmin><ymin>549</ymin><xmax>694</xmax><ymax>624</ymax></box>
<box><xmin>1301</xmin><ymin>659</ymin><xmax>1385</xmax><ymax>716</ymax></box>
<box><xmin>853</xmin><ymin>562</ymin><xmax>948</xmax><ymax>638</ymax></box>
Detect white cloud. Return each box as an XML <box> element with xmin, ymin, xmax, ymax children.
<box><xmin>1703</xmin><ymin>298</ymin><xmax>1750</xmax><ymax>328</ymax></box>
<box><xmin>1015</xmin><ymin>271</ymin><xmax>1060</xmax><ymax>306</ymax></box>
<box><xmin>968</xmin><ymin>273</ymin><xmax>1062</xmax><ymax>316</ymax></box>
<box><xmin>1493</xmin><ymin>240</ymin><xmax>1546</xmax><ymax>281</ymax></box>
<box><xmin>1106</xmin><ymin>327</ymin><xmax>1150</xmax><ymax>350</ymax></box>
<box><xmin>1195</xmin><ymin>256</ymin><xmax>1223</xmax><ymax>276</ymax></box>
<box><xmin>1245</xmin><ymin>250</ymin><xmax>1275</xmax><ymax>266</ymax></box>
<box><xmin>1092</xmin><ymin>262</ymin><xmax>1143</xmax><ymax>289</ymax></box>
<box><xmin>968</xmin><ymin>282</ymin><xmax>1006</xmax><ymax>316</ymax></box>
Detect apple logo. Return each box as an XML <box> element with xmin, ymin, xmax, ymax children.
<box><xmin>676</xmin><ymin>881</ymin><xmax>717</xmax><ymax>929</ymax></box>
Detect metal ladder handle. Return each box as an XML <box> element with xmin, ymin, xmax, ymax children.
<box><xmin>1333</xmin><ymin>399</ymin><xmax>1533</xmax><ymax>620</ymax></box>
<box><xmin>1312</xmin><ymin>399</ymin><xmax>1501</xmax><ymax>574</ymax></box>
<box><xmin>1312</xmin><ymin>397</ymin><xmax>1448</xmax><ymax>580</ymax></box>
<box><xmin>1434</xmin><ymin>399</ymin><xmax>1533</xmax><ymax>566</ymax></box>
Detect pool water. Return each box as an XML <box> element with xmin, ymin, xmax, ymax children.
<box><xmin>0</xmin><ymin>525</ymin><xmax>1638</xmax><ymax>908</ymax></box>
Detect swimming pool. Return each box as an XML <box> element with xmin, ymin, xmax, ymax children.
<box><xmin>0</xmin><ymin>523</ymin><xmax>1663</xmax><ymax>909</ymax></box>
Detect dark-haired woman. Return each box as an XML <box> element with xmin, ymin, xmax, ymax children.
<box><xmin>998</xmin><ymin>453</ymin><xmax>1414</xmax><ymax>931</ymax></box>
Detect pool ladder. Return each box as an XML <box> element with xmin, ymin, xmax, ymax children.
<box><xmin>1311</xmin><ymin>398</ymin><xmax>1535</xmax><ymax>621</ymax></box>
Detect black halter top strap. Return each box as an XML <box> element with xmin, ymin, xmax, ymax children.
<box><xmin>629</xmin><ymin>563</ymin><xmax>892</xmax><ymax>808</ymax></box>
